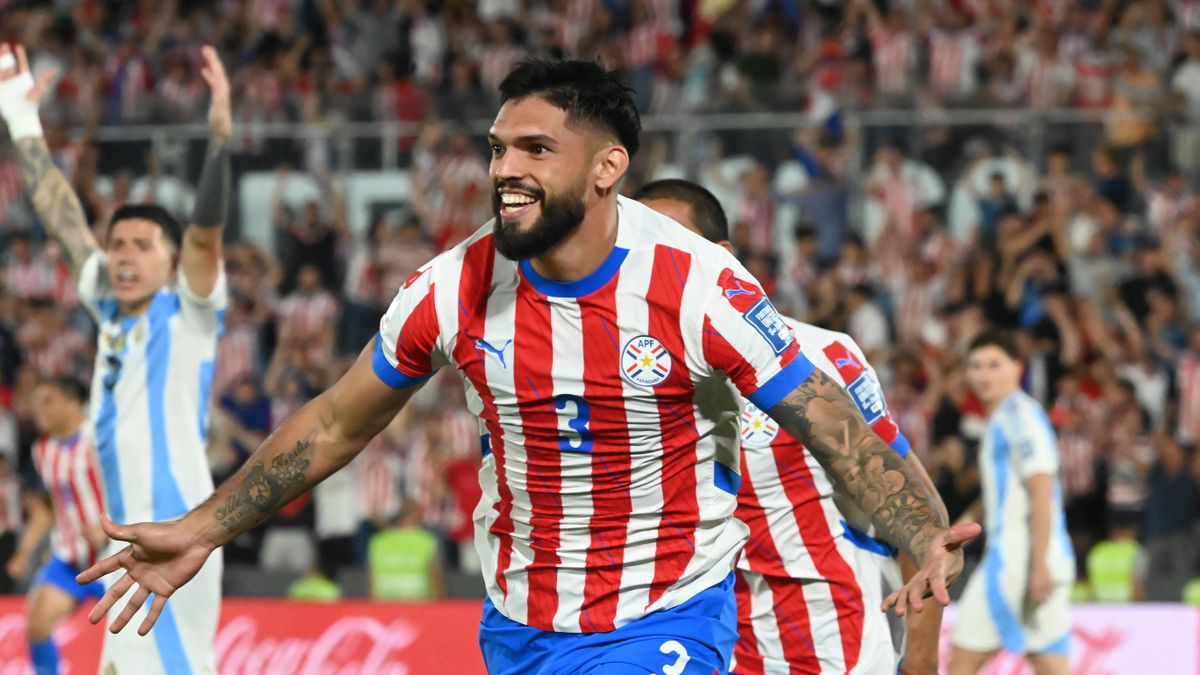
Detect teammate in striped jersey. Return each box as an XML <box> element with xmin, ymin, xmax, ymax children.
<box><xmin>636</xmin><ymin>179</ymin><xmax>947</xmax><ymax>674</ymax></box>
<box><xmin>0</xmin><ymin>43</ymin><xmax>233</xmax><ymax>673</ymax></box>
<box><xmin>82</xmin><ymin>59</ymin><xmax>976</xmax><ymax>675</ymax></box>
<box><xmin>950</xmin><ymin>332</ymin><xmax>1073</xmax><ymax>675</ymax></box>
<box><xmin>6</xmin><ymin>377</ymin><xmax>104</xmax><ymax>675</ymax></box>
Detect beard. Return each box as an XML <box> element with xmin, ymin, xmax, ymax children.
<box><xmin>492</xmin><ymin>181</ymin><xmax>588</xmax><ymax>260</ymax></box>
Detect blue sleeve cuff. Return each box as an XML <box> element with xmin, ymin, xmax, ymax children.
<box><xmin>746</xmin><ymin>353</ymin><xmax>816</xmax><ymax>412</ymax></box>
<box><xmin>371</xmin><ymin>333</ymin><xmax>434</xmax><ymax>390</ymax></box>
<box><xmin>890</xmin><ymin>431</ymin><xmax>911</xmax><ymax>458</ymax></box>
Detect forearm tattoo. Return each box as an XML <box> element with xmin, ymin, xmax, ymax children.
<box><xmin>214</xmin><ymin>434</ymin><xmax>314</xmax><ymax>534</ymax></box>
<box><xmin>14</xmin><ymin>137</ymin><xmax>95</xmax><ymax>271</ymax></box>
<box><xmin>768</xmin><ymin>368</ymin><xmax>946</xmax><ymax>565</ymax></box>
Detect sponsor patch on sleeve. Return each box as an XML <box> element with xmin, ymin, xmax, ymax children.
<box><xmin>846</xmin><ymin>370</ymin><xmax>887</xmax><ymax>424</ymax></box>
<box><xmin>744</xmin><ymin>297</ymin><xmax>793</xmax><ymax>355</ymax></box>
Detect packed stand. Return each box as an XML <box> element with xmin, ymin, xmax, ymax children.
<box><xmin>1</xmin><ymin>0</ymin><xmax>1200</xmax><ymax>601</ymax></box>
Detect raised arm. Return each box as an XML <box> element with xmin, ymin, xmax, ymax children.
<box><xmin>78</xmin><ymin>337</ymin><xmax>420</xmax><ymax>634</ymax></box>
<box><xmin>765</xmin><ymin>368</ymin><xmax>979</xmax><ymax>614</ymax></box>
<box><xmin>179</xmin><ymin>45</ymin><xmax>232</xmax><ymax>299</ymax></box>
<box><xmin>0</xmin><ymin>44</ymin><xmax>98</xmax><ymax>275</ymax></box>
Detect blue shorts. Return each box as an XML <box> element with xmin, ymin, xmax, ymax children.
<box><xmin>479</xmin><ymin>573</ymin><xmax>738</xmax><ymax>675</ymax></box>
<box><xmin>34</xmin><ymin>555</ymin><xmax>104</xmax><ymax>604</ymax></box>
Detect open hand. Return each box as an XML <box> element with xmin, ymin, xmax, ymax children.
<box><xmin>76</xmin><ymin>514</ymin><xmax>216</xmax><ymax>636</ymax></box>
<box><xmin>882</xmin><ymin>521</ymin><xmax>981</xmax><ymax>616</ymax></box>
<box><xmin>199</xmin><ymin>45</ymin><xmax>231</xmax><ymax>143</ymax></box>
<box><xmin>1028</xmin><ymin>561</ymin><xmax>1055</xmax><ymax>606</ymax></box>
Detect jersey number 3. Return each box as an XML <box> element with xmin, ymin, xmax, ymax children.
<box><xmin>554</xmin><ymin>394</ymin><xmax>593</xmax><ymax>452</ymax></box>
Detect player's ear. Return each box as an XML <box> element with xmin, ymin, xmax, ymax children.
<box><xmin>593</xmin><ymin>144</ymin><xmax>629</xmax><ymax>191</ymax></box>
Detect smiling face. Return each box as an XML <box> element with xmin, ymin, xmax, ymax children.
<box><xmin>105</xmin><ymin>218</ymin><xmax>175</xmax><ymax>313</ymax></box>
<box><xmin>488</xmin><ymin>97</ymin><xmax>607</xmax><ymax>260</ymax></box>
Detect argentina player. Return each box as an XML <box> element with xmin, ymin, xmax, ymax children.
<box><xmin>0</xmin><ymin>43</ymin><xmax>232</xmax><ymax>674</ymax></box>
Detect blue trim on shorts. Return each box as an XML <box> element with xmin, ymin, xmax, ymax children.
<box><xmin>34</xmin><ymin>556</ymin><xmax>104</xmax><ymax>603</ymax></box>
<box><xmin>480</xmin><ymin>573</ymin><xmax>738</xmax><ymax>674</ymax></box>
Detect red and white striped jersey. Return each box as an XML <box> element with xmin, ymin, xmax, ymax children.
<box><xmin>928</xmin><ymin>29</ymin><xmax>980</xmax><ymax>99</ymax></box>
<box><xmin>870</xmin><ymin>29</ymin><xmax>914</xmax><ymax>97</ymax></box>
<box><xmin>33</xmin><ymin>430</ymin><xmax>105</xmax><ymax>568</ymax></box>
<box><xmin>732</xmin><ymin>322</ymin><xmax>909</xmax><ymax>673</ymax></box>
<box><xmin>1176</xmin><ymin>353</ymin><xmax>1200</xmax><ymax>444</ymax></box>
<box><xmin>374</xmin><ymin>196</ymin><xmax>814</xmax><ymax>633</ymax></box>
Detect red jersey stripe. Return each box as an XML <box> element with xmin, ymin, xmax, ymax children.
<box><xmin>450</xmin><ymin>238</ymin><xmax>512</xmax><ymax>598</ymax></box>
<box><xmin>393</xmin><ymin>284</ymin><xmax>439</xmax><ymax>378</ymax></box>
<box><xmin>733</xmin><ymin>570</ymin><xmax>765</xmax><ymax>675</ymax></box>
<box><xmin>646</xmin><ymin>245</ymin><xmax>700</xmax><ymax>606</ymax></box>
<box><xmin>577</xmin><ymin>276</ymin><xmax>633</xmax><ymax>631</ymax></box>
<box><xmin>513</xmin><ymin>278</ymin><xmax>562</xmax><ymax>630</ymax></box>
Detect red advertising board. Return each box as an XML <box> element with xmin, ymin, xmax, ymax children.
<box><xmin>0</xmin><ymin>597</ymin><xmax>1196</xmax><ymax>674</ymax></box>
<box><xmin>0</xmin><ymin>597</ymin><xmax>486</xmax><ymax>674</ymax></box>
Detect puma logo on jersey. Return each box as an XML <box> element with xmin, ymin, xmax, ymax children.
<box><xmin>475</xmin><ymin>338</ymin><xmax>512</xmax><ymax>369</ymax></box>
<box><xmin>723</xmin><ymin>280</ymin><xmax>754</xmax><ymax>299</ymax></box>
<box><xmin>835</xmin><ymin>356</ymin><xmax>859</xmax><ymax>369</ymax></box>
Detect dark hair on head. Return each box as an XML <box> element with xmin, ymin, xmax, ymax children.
<box><xmin>39</xmin><ymin>375</ymin><xmax>88</xmax><ymax>405</ymax></box>
<box><xmin>850</xmin><ymin>283</ymin><xmax>875</xmax><ymax>299</ymax></box>
<box><xmin>968</xmin><ymin>329</ymin><xmax>1020</xmax><ymax>360</ymax></box>
<box><xmin>792</xmin><ymin>220</ymin><xmax>816</xmax><ymax>241</ymax></box>
<box><xmin>107</xmin><ymin>204</ymin><xmax>183</xmax><ymax>251</ymax></box>
<box><xmin>633</xmin><ymin>179</ymin><xmax>728</xmax><ymax>243</ymax></box>
<box><xmin>498</xmin><ymin>59</ymin><xmax>641</xmax><ymax>157</ymax></box>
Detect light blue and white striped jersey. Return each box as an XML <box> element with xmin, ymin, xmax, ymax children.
<box><xmin>980</xmin><ymin>389</ymin><xmax>1075</xmax><ymax>582</ymax></box>
<box><xmin>78</xmin><ymin>252</ymin><xmax>225</xmax><ymax>525</ymax></box>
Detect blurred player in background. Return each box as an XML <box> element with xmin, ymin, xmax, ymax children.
<box><xmin>0</xmin><ymin>42</ymin><xmax>233</xmax><ymax>674</ymax></box>
<box><xmin>636</xmin><ymin>179</ymin><xmax>946</xmax><ymax>675</ymax></box>
<box><xmin>950</xmin><ymin>332</ymin><xmax>1074</xmax><ymax>675</ymax></box>
<box><xmin>6</xmin><ymin>377</ymin><xmax>104</xmax><ymax>675</ymax></box>
<box><xmin>79</xmin><ymin>59</ymin><xmax>974</xmax><ymax>675</ymax></box>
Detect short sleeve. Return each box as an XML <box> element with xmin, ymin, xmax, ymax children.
<box><xmin>1014</xmin><ymin>403</ymin><xmax>1059</xmax><ymax>479</ymax></box>
<box><xmin>372</xmin><ymin>266</ymin><xmax>443</xmax><ymax>390</ymax></box>
<box><xmin>821</xmin><ymin>336</ymin><xmax>911</xmax><ymax>458</ymax></box>
<box><xmin>176</xmin><ymin>264</ymin><xmax>229</xmax><ymax>335</ymax></box>
<box><xmin>702</xmin><ymin>266</ymin><xmax>814</xmax><ymax>411</ymax></box>
<box><xmin>77</xmin><ymin>250</ymin><xmax>114</xmax><ymax>323</ymax></box>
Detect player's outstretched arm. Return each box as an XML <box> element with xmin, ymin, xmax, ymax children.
<box><xmin>0</xmin><ymin>44</ymin><xmax>98</xmax><ymax>275</ymax></box>
<box><xmin>77</xmin><ymin>337</ymin><xmax>418</xmax><ymax>635</ymax></box>
<box><xmin>897</xmin><ymin>454</ymin><xmax>946</xmax><ymax>674</ymax></box>
<box><xmin>765</xmin><ymin>368</ymin><xmax>980</xmax><ymax>615</ymax></box>
<box><xmin>179</xmin><ymin>45</ymin><xmax>232</xmax><ymax>299</ymax></box>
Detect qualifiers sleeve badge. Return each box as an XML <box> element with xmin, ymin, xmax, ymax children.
<box><xmin>717</xmin><ymin>269</ymin><xmax>794</xmax><ymax>355</ymax></box>
<box><xmin>621</xmin><ymin>335</ymin><xmax>672</xmax><ymax>388</ymax></box>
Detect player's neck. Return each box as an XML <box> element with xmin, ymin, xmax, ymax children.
<box><xmin>119</xmin><ymin>292</ymin><xmax>157</xmax><ymax>318</ymax></box>
<box><xmin>526</xmin><ymin>197</ymin><xmax>619</xmax><ymax>282</ymax></box>
<box><xmin>984</xmin><ymin>385</ymin><xmax>1020</xmax><ymax>413</ymax></box>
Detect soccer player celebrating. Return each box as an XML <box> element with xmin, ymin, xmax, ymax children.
<box><xmin>0</xmin><ymin>43</ymin><xmax>232</xmax><ymax>674</ymax></box>
<box><xmin>636</xmin><ymin>179</ymin><xmax>946</xmax><ymax>674</ymax></box>
<box><xmin>950</xmin><ymin>332</ymin><xmax>1074</xmax><ymax>675</ymax></box>
<box><xmin>79</xmin><ymin>60</ymin><xmax>976</xmax><ymax>674</ymax></box>
<box><xmin>6</xmin><ymin>377</ymin><xmax>104</xmax><ymax>675</ymax></box>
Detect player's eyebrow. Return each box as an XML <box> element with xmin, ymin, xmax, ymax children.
<box><xmin>488</xmin><ymin>132</ymin><xmax>560</xmax><ymax>147</ymax></box>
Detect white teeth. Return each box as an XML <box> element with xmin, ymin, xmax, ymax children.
<box><xmin>500</xmin><ymin>192</ymin><xmax>536</xmax><ymax>206</ymax></box>
<box><xmin>117</xmin><ymin>272</ymin><xmax>135</xmax><ymax>282</ymax></box>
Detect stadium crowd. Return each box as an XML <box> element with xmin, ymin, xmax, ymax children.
<box><xmin>1</xmin><ymin>0</ymin><xmax>1200</xmax><ymax>602</ymax></box>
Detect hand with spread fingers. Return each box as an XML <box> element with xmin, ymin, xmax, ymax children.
<box><xmin>199</xmin><ymin>44</ymin><xmax>231</xmax><ymax>144</ymax></box>
<box><xmin>882</xmin><ymin>521</ymin><xmax>981</xmax><ymax>617</ymax></box>
<box><xmin>0</xmin><ymin>43</ymin><xmax>59</xmax><ymax>139</ymax></box>
<box><xmin>76</xmin><ymin>514</ymin><xmax>217</xmax><ymax>635</ymax></box>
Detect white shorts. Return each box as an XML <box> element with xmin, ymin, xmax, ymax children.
<box><xmin>100</xmin><ymin>548</ymin><xmax>222</xmax><ymax>675</ymax></box>
<box><xmin>848</xmin><ymin>542</ymin><xmax>903</xmax><ymax>672</ymax></box>
<box><xmin>731</xmin><ymin>538</ymin><xmax>898</xmax><ymax>674</ymax></box>
<box><xmin>951</xmin><ymin>556</ymin><xmax>1071</xmax><ymax>655</ymax></box>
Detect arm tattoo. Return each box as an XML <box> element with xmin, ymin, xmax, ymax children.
<box><xmin>14</xmin><ymin>137</ymin><xmax>97</xmax><ymax>272</ymax></box>
<box><xmin>768</xmin><ymin>368</ymin><xmax>946</xmax><ymax>565</ymax></box>
<box><xmin>213</xmin><ymin>434</ymin><xmax>314</xmax><ymax>533</ymax></box>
